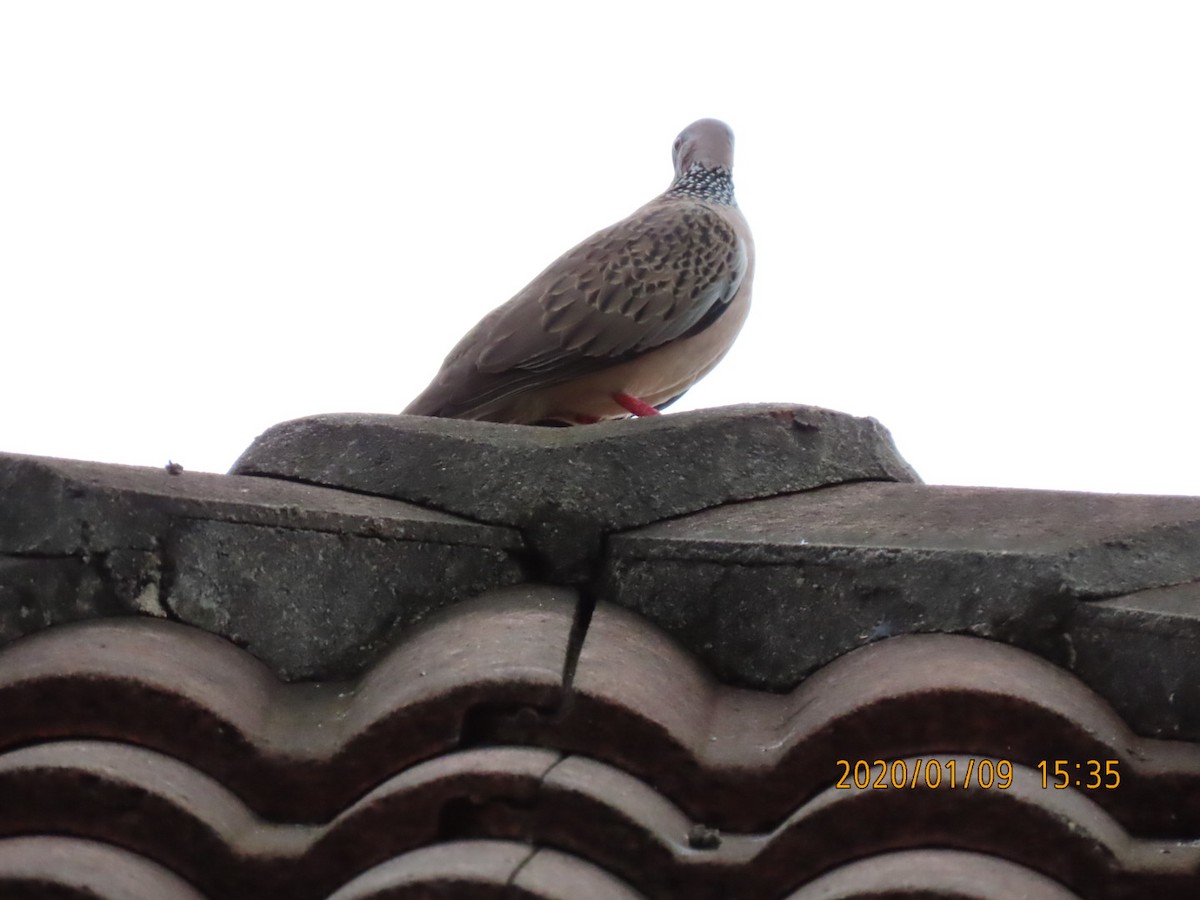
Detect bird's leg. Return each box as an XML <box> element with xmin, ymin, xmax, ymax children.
<box><xmin>613</xmin><ymin>393</ymin><xmax>661</xmax><ymax>417</ymax></box>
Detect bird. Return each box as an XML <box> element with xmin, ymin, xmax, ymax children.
<box><xmin>404</xmin><ymin>118</ymin><xmax>754</xmax><ymax>425</ymax></box>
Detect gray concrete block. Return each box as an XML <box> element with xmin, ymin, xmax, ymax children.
<box><xmin>1067</xmin><ymin>581</ymin><xmax>1200</xmax><ymax>739</ymax></box>
<box><xmin>605</xmin><ymin>482</ymin><xmax>1200</xmax><ymax>712</ymax></box>
<box><xmin>0</xmin><ymin>452</ymin><xmax>527</xmax><ymax>679</ymax></box>
<box><xmin>231</xmin><ymin>404</ymin><xmax>919</xmax><ymax>579</ymax></box>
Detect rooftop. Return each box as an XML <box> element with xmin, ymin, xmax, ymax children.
<box><xmin>1</xmin><ymin>404</ymin><xmax>1198</xmax><ymax>897</ymax></box>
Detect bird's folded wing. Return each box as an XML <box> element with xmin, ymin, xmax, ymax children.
<box><xmin>407</xmin><ymin>202</ymin><xmax>747</xmax><ymax>418</ymax></box>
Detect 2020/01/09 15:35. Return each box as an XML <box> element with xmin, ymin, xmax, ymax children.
<box><xmin>835</xmin><ymin>758</ymin><xmax>1122</xmax><ymax>790</ymax></box>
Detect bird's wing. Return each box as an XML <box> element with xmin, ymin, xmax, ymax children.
<box><xmin>406</xmin><ymin>200</ymin><xmax>747</xmax><ymax>418</ymax></box>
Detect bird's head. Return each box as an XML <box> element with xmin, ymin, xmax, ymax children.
<box><xmin>671</xmin><ymin>118</ymin><xmax>735</xmax><ymax>177</ymax></box>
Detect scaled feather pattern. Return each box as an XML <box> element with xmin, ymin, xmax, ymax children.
<box><xmin>404</xmin><ymin>118</ymin><xmax>754</xmax><ymax>425</ymax></box>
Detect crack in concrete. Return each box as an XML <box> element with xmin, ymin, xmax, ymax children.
<box><xmin>166</xmin><ymin>509</ymin><xmax>522</xmax><ymax>553</ymax></box>
<box><xmin>503</xmin><ymin>844</ymin><xmax>539</xmax><ymax>891</ymax></box>
<box><xmin>560</xmin><ymin>586</ymin><xmax>595</xmax><ymax>695</ymax></box>
<box><xmin>228</xmin><ymin>471</ymin><xmax>523</xmax><ymax>549</ymax></box>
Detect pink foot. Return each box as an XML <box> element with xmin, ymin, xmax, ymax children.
<box><xmin>613</xmin><ymin>393</ymin><xmax>661</xmax><ymax>417</ymax></box>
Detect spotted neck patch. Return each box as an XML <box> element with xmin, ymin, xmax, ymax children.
<box><xmin>664</xmin><ymin>164</ymin><xmax>736</xmax><ymax>206</ymax></box>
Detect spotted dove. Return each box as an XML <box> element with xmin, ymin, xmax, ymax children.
<box><xmin>404</xmin><ymin>118</ymin><xmax>754</xmax><ymax>425</ymax></box>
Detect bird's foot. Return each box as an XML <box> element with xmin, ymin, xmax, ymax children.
<box><xmin>613</xmin><ymin>393</ymin><xmax>661</xmax><ymax>417</ymax></box>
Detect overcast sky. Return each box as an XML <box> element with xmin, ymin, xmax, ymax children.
<box><xmin>2</xmin><ymin>2</ymin><xmax>1198</xmax><ymax>495</ymax></box>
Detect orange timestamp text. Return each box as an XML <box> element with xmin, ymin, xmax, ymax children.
<box><xmin>1036</xmin><ymin>759</ymin><xmax>1120</xmax><ymax>789</ymax></box>
<box><xmin>835</xmin><ymin>758</ymin><xmax>1014</xmax><ymax>790</ymax></box>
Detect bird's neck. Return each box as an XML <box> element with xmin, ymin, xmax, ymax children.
<box><xmin>664</xmin><ymin>165</ymin><xmax>736</xmax><ymax>206</ymax></box>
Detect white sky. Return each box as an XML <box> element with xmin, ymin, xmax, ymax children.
<box><xmin>2</xmin><ymin>2</ymin><xmax>1198</xmax><ymax>495</ymax></box>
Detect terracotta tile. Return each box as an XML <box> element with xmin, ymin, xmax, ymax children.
<box><xmin>0</xmin><ymin>837</ymin><xmax>210</xmax><ymax>900</ymax></box>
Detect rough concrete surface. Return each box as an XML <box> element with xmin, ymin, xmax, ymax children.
<box><xmin>0</xmin><ymin>452</ymin><xmax>526</xmax><ymax>679</ymax></box>
<box><xmin>1067</xmin><ymin>580</ymin><xmax>1200</xmax><ymax>738</ymax></box>
<box><xmin>231</xmin><ymin>404</ymin><xmax>919</xmax><ymax>579</ymax></box>
<box><xmin>604</xmin><ymin>481</ymin><xmax>1200</xmax><ymax>734</ymax></box>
